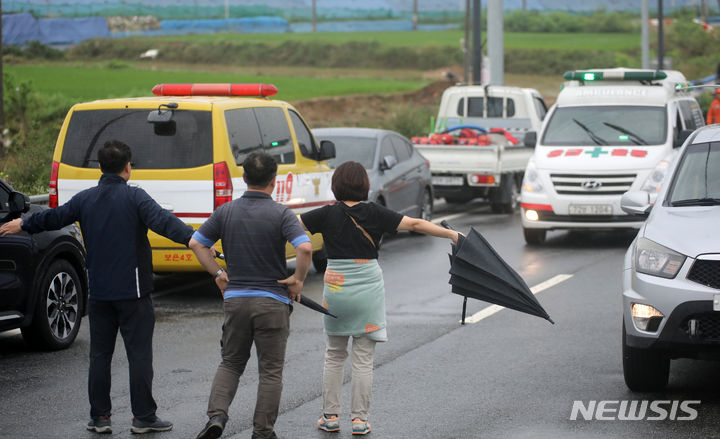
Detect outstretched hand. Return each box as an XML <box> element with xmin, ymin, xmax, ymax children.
<box><xmin>0</xmin><ymin>218</ymin><xmax>22</xmax><ymax>237</ymax></box>
<box><xmin>278</xmin><ymin>275</ymin><xmax>303</xmax><ymax>302</ymax></box>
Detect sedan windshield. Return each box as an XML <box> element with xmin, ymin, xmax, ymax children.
<box><xmin>319</xmin><ymin>136</ymin><xmax>377</xmax><ymax>169</ymax></box>
<box><xmin>667</xmin><ymin>143</ymin><xmax>720</xmax><ymax>206</ymax></box>
<box><xmin>542</xmin><ymin>106</ymin><xmax>667</xmax><ymax>146</ymax></box>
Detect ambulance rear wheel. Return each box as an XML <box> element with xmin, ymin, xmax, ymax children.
<box><xmin>312</xmin><ymin>245</ymin><xmax>327</xmax><ymax>273</ymax></box>
<box><xmin>523</xmin><ymin>228</ymin><xmax>546</xmax><ymax>245</ymax></box>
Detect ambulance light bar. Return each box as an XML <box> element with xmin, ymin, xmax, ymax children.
<box><xmin>563</xmin><ymin>71</ymin><xmax>667</xmax><ymax>82</ymax></box>
<box><xmin>152</xmin><ymin>83</ymin><xmax>278</xmax><ymax>97</ymax></box>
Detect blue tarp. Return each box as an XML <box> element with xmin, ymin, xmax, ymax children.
<box><xmin>39</xmin><ymin>17</ymin><xmax>110</xmax><ymax>45</ymax></box>
<box><xmin>2</xmin><ymin>12</ymin><xmax>40</xmax><ymax>45</ymax></box>
<box><xmin>3</xmin><ymin>13</ymin><xmax>110</xmax><ymax>45</ymax></box>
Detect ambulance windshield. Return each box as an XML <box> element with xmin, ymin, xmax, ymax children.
<box><xmin>542</xmin><ymin>106</ymin><xmax>667</xmax><ymax>146</ymax></box>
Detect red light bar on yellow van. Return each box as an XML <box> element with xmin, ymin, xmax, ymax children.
<box><xmin>563</xmin><ymin>71</ymin><xmax>667</xmax><ymax>82</ymax></box>
<box><xmin>151</xmin><ymin>83</ymin><xmax>278</xmax><ymax>97</ymax></box>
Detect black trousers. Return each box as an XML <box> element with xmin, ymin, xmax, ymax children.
<box><xmin>88</xmin><ymin>295</ymin><xmax>157</xmax><ymax>421</ymax></box>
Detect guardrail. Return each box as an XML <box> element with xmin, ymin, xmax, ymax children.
<box><xmin>30</xmin><ymin>194</ymin><xmax>50</xmax><ymax>206</ymax></box>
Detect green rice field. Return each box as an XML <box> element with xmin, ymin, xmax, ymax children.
<box><xmin>149</xmin><ymin>30</ymin><xmax>639</xmax><ymax>52</ymax></box>
<box><xmin>7</xmin><ymin>64</ymin><xmax>428</xmax><ymax>102</ymax></box>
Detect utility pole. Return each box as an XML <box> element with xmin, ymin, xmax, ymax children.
<box><xmin>657</xmin><ymin>0</ymin><xmax>664</xmax><ymax>70</ymax></box>
<box><xmin>463</xmin><ymin>0</ymin><xmax>470</xmax><ymax>84</ymax></box>
<box><xmin>312</xmin><ymin>0</ymin><xmax>317</xmax><ymax>32</ymax></box>
<box><xmin>487</xmin><ymin>0</ymin><xmax>503</xmax><ymax>85</ymax></box>
<box><xmin>472</xmin><ymin>0</ymin><xmax>482</xmax><ymax>85</ymax></box>
<box><xmin>413</xmin><ymin>0</ymin><xmax>418</xmax><ymax>31</ymax></box>
<box><xmin>641</xmin><ymin>0</ymin><xmax>649</xmax><ymax>69</ymax></box>
<box><xmin>224</xmin><ymin>0</ymin><xmax>229</xmax><ymax>19</ymax></box>
<box><xmin>522</xmin><ymin>0</ymin><xmax>526</xmax><ymax>10</ymax></box>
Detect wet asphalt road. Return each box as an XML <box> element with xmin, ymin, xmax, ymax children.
<box><xmin>1</xmin><ymin>200</ymin><xmax>719</xmax><ymax>439</ymax></box>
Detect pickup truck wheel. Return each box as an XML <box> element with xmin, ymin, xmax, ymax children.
<box><xmin>21</xmin><ymin>259</ymin><xmax>83</xmax><ymax>350</ymax></box>
<box><xmin>523</xmin><ymin>228</ymin><xmax>546</xmax><ymax>245</ymax></box>
<box><xmin>491</xmin><ymin>175</ymin><xmax>520</xmax><ymax>214</ymax></box>
<box><xmin>622</xmin><ymin>322</ymin><xmax>670</xmax><ymax>391</ymax></box>
<box><xmin>312</xmin><ymin>245</ymin><xmax>328</xmax><ymax>273</ymax></box>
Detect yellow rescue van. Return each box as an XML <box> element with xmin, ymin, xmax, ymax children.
<box><xmin>49</xmin><ymin>83</ymin><xmax>335</xmax><ymax>272</ymax></box>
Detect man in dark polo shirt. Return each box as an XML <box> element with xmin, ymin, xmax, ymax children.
<box><xmin>189</xmin><ymin>151</ymin><xmax>312</xmax><ymax>439</ymax></box>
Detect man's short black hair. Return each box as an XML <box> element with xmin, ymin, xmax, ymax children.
<box><xmin>243</xmin><ymin>152</ymin><xmax>278</xmax><ymax>187</ymax></box>
<box><xmin>331</xmin><ymin>161</ymin><xmax>369</xmax><ymax>201</ymax></box>
<box><xmin>98</xmin><ymin>140</ymin><xmax>132</xmax><ymax>174</ymax></box>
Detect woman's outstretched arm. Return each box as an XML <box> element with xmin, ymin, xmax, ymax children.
<box><xmin>397</xmin><ymin>216</ymin><xmax>460</xmax><ymax>244</ymax></box>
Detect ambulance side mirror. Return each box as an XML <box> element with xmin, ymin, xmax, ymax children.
<box><xmin>674</xmin><ymin>129</ymin><xmax>692</xmax><ymax>148</ymax></box>
<box><xmin>524</xmin><ymin>131</ymin><xmax>537</xmax><ymax>148</ymax></box>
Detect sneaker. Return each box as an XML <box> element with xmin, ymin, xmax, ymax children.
<box><xmin>351</xmin><ymin>418</ymin><xmax>371</xmax><ymax>435</ymax></box>
<box><xmin>317</xmin><ymin>414</ymin><xmax>340</xmax><ymax>432</ymax></box>
<box><xmin>131</xmin><ymin>416</ymin><xmax>173</xmax><ymax>434</ymax></box>
<box><xmin>87</xmin><ymin>415</ymin><xmax>112</xmax><ymax>434</ymax></box>
<box><xmin>196</xmin><ymin>415</ymin><xmax>226</xmax><ymax>439</ymax></box>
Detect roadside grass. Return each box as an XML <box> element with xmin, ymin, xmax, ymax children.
<box><xmin>5</xmin><ymin>63</ymin><xmax>428</xmax><ymax>102</ymax></box>
<box><xmin>147</xmin><ymin>30</ymin><xmax>638</xmax><ymax>52</ymax></box>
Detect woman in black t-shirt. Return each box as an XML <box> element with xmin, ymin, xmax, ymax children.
<box><xmin>300</xmin><ymin>161</ymin><xmax>459</xmax><ymax>435</ymax></box>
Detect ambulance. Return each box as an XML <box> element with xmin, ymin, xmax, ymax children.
<box><xmin>49</xmin><ymin>83</ymin><xmax>336</xmax><ymax>272</ymax></box>
<box><xmin>520</xmin><ymin>68</ymin><xmax>704</xmax><ymax>245</ymax></box>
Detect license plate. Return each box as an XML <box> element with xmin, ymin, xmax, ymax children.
<box><xmin>432</xmin><ymin>176</ymin><xmax>464</xmax><ymax>186</ymax></box>
<box><xmin>568</xmin><ymin>204</ymin><xmax>613</xmax><ymax>215</ymax></box>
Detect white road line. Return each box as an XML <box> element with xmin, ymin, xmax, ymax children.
<box><xmin>463</xmin><ymin>274</ymin><xmax>573</xmax><ymax>324</ymax></box>
<box><xmin>432</xmin><ymin>211</ymin><xmax>471</xmax><ymax>225</ymax></box>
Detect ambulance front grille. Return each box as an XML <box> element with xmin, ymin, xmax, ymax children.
<box><xmin>549</xmin><ymin>173</ymin><xmax>637</xmax><ymax>196</ymax></box>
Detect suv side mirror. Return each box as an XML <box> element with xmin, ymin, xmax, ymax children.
<box><xmin>8</xmin><ymin>191</ymin><xmax>30</xmax><ymax>214</ymax></box>
<box><xmin>380</xmin><ymin>155</ymin><xmax>398</xmax><ymax>171</ymax></box>
<box><xmin>524</xmin><ymin>131</ymin><xmax>537</xmax><ymax>148</ymax></box>
<box><xmin>318</xmin><ymin>140</ymin><xmax>336</xmax><ymax>160</ymax></box>
<box><xmin>620</xmin><ymin>191</ymin><xmax>652</xmax><ymax>217</ymax></box>
<box><xmin>674</xmin><ymin>129</ymin><xmax>693</xmax><ymax>148</ymax></box>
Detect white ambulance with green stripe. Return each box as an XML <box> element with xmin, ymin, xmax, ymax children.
<box><xmin>520</xmin><ymin>68</ymin><xmax>704</xmax><ymax>245</ymax></box>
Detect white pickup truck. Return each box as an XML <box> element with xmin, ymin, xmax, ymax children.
<box><xmin>412</xmin><ymin>85</ymin><xmax>548</xmax><ymax>212</ymax></box>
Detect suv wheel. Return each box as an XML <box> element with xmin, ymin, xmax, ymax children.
<box><xmin>622</xmin><ymin>322</ymin><xmax>670</xmax><ymax>391</ymax></box>
<box><xmin>21</xmin><ymin>260</ymin><xmax>83</xmax><ymax>350</ymax></box>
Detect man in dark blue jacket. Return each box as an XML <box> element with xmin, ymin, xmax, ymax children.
<box><xmin>0</xmin><ymin>140</ymin><xmax>194</xmax><ymax>434</ymax></box>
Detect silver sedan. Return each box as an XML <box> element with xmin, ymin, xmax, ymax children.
<box><xmin>312</xmin><ymin>127</ymin><xmax>433</xmax><ymax>220</ymax></box>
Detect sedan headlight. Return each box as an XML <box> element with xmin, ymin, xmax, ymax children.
<box><xmin>522</xmin><ymin>158</ymin><xmax>543</xmax><ymax>193</ymax></box>
<box><xmin>634</xmin><ymin>237</ymin><xmax>685</xmax><ymax>278</ymax></box>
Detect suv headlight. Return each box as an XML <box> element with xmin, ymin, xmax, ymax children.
<box><xmin>634</xmin><ymin>237</ymin><xmax>685</xmax><ymax>278</ymax></box>
<box><xmin>640</xmin><ymin>159</ymin><xmax>670</xmax><ymax>194</ymax></box>
<box><xmin>522</xmin><ymin>158</ymin><xmax>543</xmax><ymax>193</ymax></box>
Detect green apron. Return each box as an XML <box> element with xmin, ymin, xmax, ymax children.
<box><xmin>322</xmin><ymin>259</ymin><xmax>387</xmax><ymax>342</ymax></box>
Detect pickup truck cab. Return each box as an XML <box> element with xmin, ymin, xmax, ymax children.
<box><xmin>49</xmin><ymin>83</ymin><xmax>335</xmax><ymax>272</ymax></box>
<box><xmin>413</xmin><ymin>85</ymin><xmax>547</xmax><ymax>211</ymax></box>
<box><xmin>520</xmin><ymin>68</ymin><xmax>704</xmax><ymax>245</ymax></box>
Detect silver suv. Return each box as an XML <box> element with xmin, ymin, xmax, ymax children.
<box><xmin>620</xmin><ymin>124</ymin><xmax>720</xmax><ymax>391</ymax></box>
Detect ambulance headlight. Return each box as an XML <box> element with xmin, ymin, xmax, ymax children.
<box><xmin>640</xmin><ymin>160</ymin><xmax>669</xmax><ymax>194</ymax></box>
<box><xmin>522</xmin><ymin>159</ymin><xmax>543</xmax><ymax>193</ymax></box>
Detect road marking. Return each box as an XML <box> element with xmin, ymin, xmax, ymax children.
<box><xmin>432</xmin><ymin>211</ymin><xmax>471</xmax><ymax>225</ymax></box>
<box><xmin>463</xmin><ymin>274</ymin><xmax>573</xmax><ymax>324</ymax></box>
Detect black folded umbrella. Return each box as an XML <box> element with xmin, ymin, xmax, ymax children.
<box><xmin>215</xmin><ymin>251</ymin><xmax>336</xmax><ymax>318</ymax></box>
<box><xmin>443</xmin><ymin>222</ymin><xmax>553</xmax><ymax>325</ymax></box>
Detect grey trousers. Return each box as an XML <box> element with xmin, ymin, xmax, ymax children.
<box><xmin>322</xmin><ymin>335</ymin><xmax>376</xmax><ymax>421</ymax></box>
<box><xmin>207</xmin><ymin>297</ymin><xmax>290</xmax><ymax>437</ymax></box>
